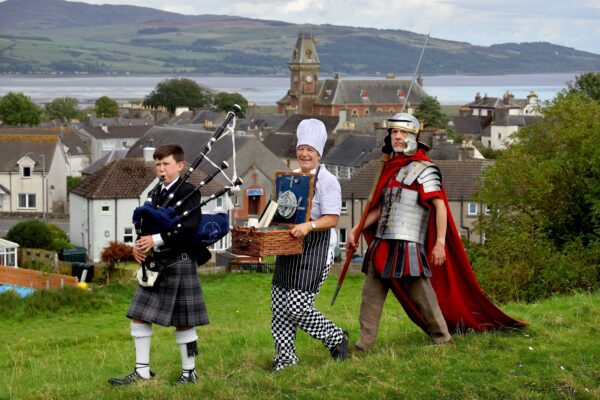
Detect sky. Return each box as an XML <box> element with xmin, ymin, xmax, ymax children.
<box><xmin>72</xmin><ymin>0</ymin><xmax>600</xmax><ymax>55</ymax></box>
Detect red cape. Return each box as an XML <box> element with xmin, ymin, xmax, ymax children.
<box><xmin>362</xmin><ymin>149</ymin><xmax>527</xmax><ymax>333</ymax></box>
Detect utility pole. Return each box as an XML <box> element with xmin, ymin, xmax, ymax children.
<box><xmin>41</xmin><ymin>154</ymin><xmax>46</xmax><ymax>222</ymax></box>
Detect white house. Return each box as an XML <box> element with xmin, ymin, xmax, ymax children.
<box><xmin>0</xmin><ymin>133</ymin><xmax>68</xmax><ymax>214</ymax></box>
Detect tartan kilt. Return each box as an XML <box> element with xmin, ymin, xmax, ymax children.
<box><xmin>126</xmin><ymin>254</ymin><xmax>209</xmax><ymax>327</ymax></box>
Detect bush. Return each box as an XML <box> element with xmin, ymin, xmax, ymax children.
<box><xmin>100</xmin><ymin>241</ymin><xmax>135</xmax><ymax>283</ymax></box>
<box><xmin>48</xmin><ymin>224</ymin><xmax>74</xmax><ymax>251</ymax></box>
<box><xmin>469</xmin><ymin>232</ymin><xmax>600</xmax><ymax>303</ymax></box>
<box><xmin>6</xmin><ymin>220</ymin><xmax>53</xmax><ymax>250</ymax></box>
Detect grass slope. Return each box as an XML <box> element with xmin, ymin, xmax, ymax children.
<box><xmin>0</xmin><ymin>273</ymin><xmax>598</xmax><ymax>399</ymax></box>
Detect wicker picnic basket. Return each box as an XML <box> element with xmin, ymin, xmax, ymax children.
<box><xmin>231</xmin><ymin>226</ymin><xmax>303</xmax><ymax>257</ymax></box>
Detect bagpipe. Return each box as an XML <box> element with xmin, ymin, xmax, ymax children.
<box><xmin>133</xmin><ymin>105</ymin><xmax>243</xmax><ymax>284</ymax></box>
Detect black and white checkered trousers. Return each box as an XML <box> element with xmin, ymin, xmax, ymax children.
<box><xmin>271</xmin><ymin>262</ymin><xmax>345</xmax><ymax>370</ymax></box>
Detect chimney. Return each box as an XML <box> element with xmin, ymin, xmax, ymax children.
<box><xmin>475</xmin><ymin>92</ymin><xmax>481</xmax><ymax>103</ymax></box>
<box><xmin>459</xmin><ymin>140</ymin><xmax>475</xmax><ymax>161</ymax></box>
<box><xmin>143</xmin><ymin>147</ymin><xmax>155</xmax><ymax>162</ymax></box>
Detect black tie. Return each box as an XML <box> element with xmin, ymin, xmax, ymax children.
<box><xmin>158</xmin><ymin>188</ymin><xmax>167</xmax><ymax>202</ymax></box>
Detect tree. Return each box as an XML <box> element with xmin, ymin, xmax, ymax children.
<box><xmin>143</xmin><ymin>78</ymin><xmax>213</xmax><ymax>114</ymax></box>
<box><xmin>45</xmin><ymin>97</ymin><xmax>81</xmax><ymax>121</ymax></box>
<box><xmin>213</xmin><ymin>92</ymin><xmax>248</xmax><ymax>117</ymax></box>
<box><xmin>567</xmin><ymin>72</ymin><xmax>600</xmax><ymax>102</ymax></box>
<box><xmin>413</xmin><ymin>96</ymin><xmax>448</xmax><ymax>129</ymax></box>
<box><xmin>95</xmin><ymin>96</ymin><xmax>119</xmax><ymax>118</ymax></box>
<box><xmin>0</xmin><ymin>92</ymin><xmax>43</xmax><ymax>126</ymax></box>
<box><xmin>6</xmin><ymin>220</ymin><xmax>53</xmax><ymax>250</ymax></box>
<box><xmin>473</xmin><ymin>92</ymin><xmax>600</xmax><ymax>301</ymax></box>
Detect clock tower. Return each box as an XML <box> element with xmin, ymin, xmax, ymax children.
<box><xmin>278</xmin><ymin>33</ymin><xmax>320</xmax><ymax>115</ymax></box>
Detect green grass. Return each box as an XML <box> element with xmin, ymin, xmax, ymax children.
<box><xmin>1</xmin><ymin>272</ymin><xmax>598</xmax><ymax>399</ymax></box>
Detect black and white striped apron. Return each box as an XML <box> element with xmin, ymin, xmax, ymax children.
<box><xmin>273</xmin><ymin>229</ymin><xmax>331</xmax><ymax>293</ymax></box>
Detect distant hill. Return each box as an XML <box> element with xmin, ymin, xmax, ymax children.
<box><xmin>1</xmin><ymin>0</ymin><xmax>599</xmax><ymax>75</ymax></box>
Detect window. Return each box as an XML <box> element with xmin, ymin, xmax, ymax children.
<box><xmin>498</xmin><ymin>132</ymin><xmax>502</xmax><ymax>140</ymax></box>
<box><xmin>360</xmin><ymin>89</ymin><xmax>369</xmax><ymax>99</ymax></box>
<box><xmin>0</xmin><ymin>247</ymin><xmax>17</xmax><ymax>267</ymax></box>
<box><xmin>467</xmin><ymin>202</ymin><xmax>478</xmax><ymax>216</ymax></box>
<box><xmin>216</xmin><ymin>197</ymin><xmax>223</xmax><ymax>209</ymax></box>
<box><xmin>124</xmin><ymin>227</ymin><xmax>134</xmax><ymax>243</ymax></box>
<box><xmin>22</xmin><ymin>166</ymin><xmax>31</xmax><ymax>178</ymax></box>
<box><xmin>100</xmin><ymin>202</ymin><xmax>111</xmax><ymax>215</ymax></box>
<box><xmin>102</xmin><ymin>141</ymin><xmax>115</xmax><ymax>151</ymax></box>
<box><xmin>122</xmin><ymin>141</ymin><xmax>129</xmax><ymax>148</ymax></box>
<box><xmin>339</xmin><ymin>228</ymin><xmax>347</xmax><ymax>245</ymax></box>
<box><xmin>341</xmin><ymin>200</ymin><xmax>348</xmax><ymax>214</ymax></box>
<box><xmin>18</xmin><ymin>194</ymin><xmax>36</xmax><ymax>209</ymax></box>
<box><xmin>338</xmin><ymin>166</ymin><xmax>350</xmax><ymax>180</ymax></box>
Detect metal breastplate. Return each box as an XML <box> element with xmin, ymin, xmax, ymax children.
<box><xmin>375</xmin><ymin>161</ymin><xmax>441</xmax><ymax>244</ymax></box>
<box><xmin>376</xmin><ymin>187</ymin><xmax>430</xmax><ymax>244</ymax></box>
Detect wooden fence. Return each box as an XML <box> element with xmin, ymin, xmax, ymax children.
<box><xmin>0</xmin><ymin>265</ymin><xmax>78</xmax><ymax>289</ymax></box>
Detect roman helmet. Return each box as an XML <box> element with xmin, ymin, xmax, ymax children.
<box><xmin>382</xmin><ymin>113</ymin><xmax>428</xmax><ymax>156</ymax></box>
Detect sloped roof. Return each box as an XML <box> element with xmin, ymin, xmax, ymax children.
<box><xmin>262</xmin><ymin>133</ymin><xmax>295</xmax><ymax>158</ymax></box>
<box><xmin>436</xmin><ymin>160</ymin><xmax>492</xmax><ymax>201</ymax></box>
<box><xmin>450</xmin><ymin>116</ymin><xmax>489</xmax><ymax>135</ymax></box>
<box><xmin>465</xmin><ymin>96</ymin><xmax>521</xmax><ymax>109</ymax></box>
<box><xmin>428</xmin><ymin>142</ymin><xmax>460</xmax><ymax>160</ymax></box>
<box><xmin>277</xmin><ymin>114</ymin><xmax>339</xmax><ymax>135</ymax></box>
<box><xmin>79</xmin><ymin>125</ymin><xmax>153</xmax><ymax>140</ymax></box>
<box><xmin>0</xmin><ymin>134</ymin><xmax>58</xmax><ymax>172</ymax></box>
<box><xmin>493</xmin><ymin>115</ymin><xmax>542</xmax><ymax>127</ymax></box>
<box><xmin>70</xmin><ymin>158</ymin><xmax>155</xmax><ymax>199</ymax></box>
<box><xmin>72</xmin><ymin>156</ymin><xmax>225</xmax><ymax>200</ymax></box>
<box><xmin>316</xmin><ymin>79</ymin><xmax>428</xmax><ymax>106</ymax></box>
<box><xmin>341</xmin><ymin>158</ymin><xmax>492</xmax><ymax>201</ymax></box>
<box><xmin>82</xmin><ymin>148</ymin><xmax>129</xmax><ymax>176</ymax></box>
<box><xmin>0</xmin><ymin>126</ymin><xmax>90</xmax><ymax>156</ymax></box>
<box><xmin>125</xmin><ymin>126</ymin><xmax>256</xmax><ymax>175</ymax></box>
<box><xmin>87</xmin><ymin>117</ymin><xmax>154</xmax><ymax>127</ymax></box>
<box><xmin>341</xmin><ymin>159</ymin><xmax>385</xmax><ymax>199</ymax></box>
<box><xmin>322</xmin><ymin>134</ymin><xmax>377</xmax><ymax>167</ymax></box>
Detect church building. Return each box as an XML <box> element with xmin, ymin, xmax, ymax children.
<box><xmin>277</xmin><ymin>33</ymin><xmax>429</xmax><ymax>117</ymax></box>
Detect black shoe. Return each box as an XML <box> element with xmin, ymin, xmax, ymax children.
<box><xmin>177</xmin><ymin>369</ymin><xmax>198</xmax><ymax>384</ymax></box>
<box><xmin>108</xmin><ymin>369</ymin><xmax>155</xmax><ymax>386</ymax></box>
<box><xmin>330</xmin><ymin>330</ymin><xmax>349</xmax><ymax>361</ymax></box>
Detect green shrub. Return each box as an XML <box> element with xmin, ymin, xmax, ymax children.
<box><xmin>470</xmin><ymin>232</ymin><xmax>600</xmax><ymax>303</ymax></box>
<box><xmin>6</xmin><ymin>220</ymin><xmax>53</xmax><ymax>250</ymax></box>
<box><xmin>48</xmin><ymin>223</ymin><xmax>74</xmax><ymax>251</ymax></box>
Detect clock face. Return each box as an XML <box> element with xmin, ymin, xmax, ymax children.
<box><xmin>305</xmin><ymin>75</ymin><xmax>313</xmax><ymax>83</ymax></box>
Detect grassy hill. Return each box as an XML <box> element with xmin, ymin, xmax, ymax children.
<box><xmin>0</xmin><ymin>272</ymin><xmax>598</xmax><ymax>399</ymax></box>
<box><xmin>1</xmin><ymin>0</ymin><xmax>600</xmax><ymax>75</ymax></box>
